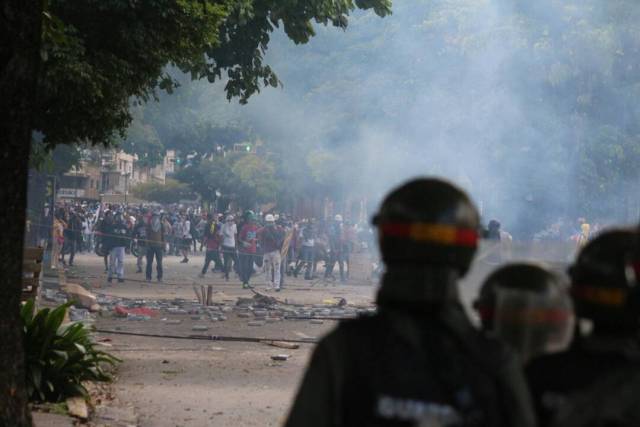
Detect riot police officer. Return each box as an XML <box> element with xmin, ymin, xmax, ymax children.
<box><xmin>474</xmin><ymin>263</ymin><xmax>574</xmax><ymax>364</ymax></box>
<box><xmin>526</xmin><ymin>228</ymin><xmax>640</xmax><ymax>426</ymax></box>
<box><xmin>285</xmin><ymin>178</ymin><xmax>536</xmax><ymax>427</ymax></box>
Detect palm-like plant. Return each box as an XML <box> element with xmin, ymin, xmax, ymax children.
<box><xmin>21</xmin><ymin>300</ymin><xmax>120</xmax><ymax>402</ymax></box>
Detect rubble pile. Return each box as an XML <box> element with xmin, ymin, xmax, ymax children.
<box><xmin>45</xmin><ymin>285</ymin><xmax>376</xmax><ymax>326</ymax></box>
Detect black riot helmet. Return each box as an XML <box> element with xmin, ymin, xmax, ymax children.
<box><xmin>372</xmin><ymin>177</ymin><xmax>480</xmax><ymax>276</ymax></box>
<box><xmin>568</xmin><ymin>228</ymin><xmax>640</xmax><ymax>331</ymax></box>
<box><xmin>474</xmin><ymin>263</ymin><xmax>574</xmax><ymax>362</ymax></box>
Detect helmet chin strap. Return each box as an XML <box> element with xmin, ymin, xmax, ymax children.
<box><xmin>377</xmin><ymin>265</ymin><xmax>461</xmax><ymax>309</ymax></box>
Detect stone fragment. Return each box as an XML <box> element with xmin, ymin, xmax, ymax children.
<box><xmin>63</xmin><ymin>283</ymin><xmax>97</xmax><ymax>309</ymax></box>
<box><xmin>271</xmin><ymin>354</ymin><xmax>290</xmax><ymax>361</ymax></box>
<box><xmin>66</xmin><ymin>397</ymin><xmax>88</xmax><ymax>419</ymax></box>
<box><xmin>237</xmin><ymin>312</ymin><xmax>251</xmax><ymax>318</ymax></box>
<box><xmin>310</xmin><ymin>319</ymin><xmax>324</xmax><ymax>325</ymax></box>
<box><xmin>192</xmin><ymin>325</ymin><xmax>209</xmax><ymax>331</ymax></box>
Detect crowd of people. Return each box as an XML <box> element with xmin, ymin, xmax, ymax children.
<box><xmin>44</xmin><ymin>202</ymin><xmax>374</xmax><ymax>290</ymax></box>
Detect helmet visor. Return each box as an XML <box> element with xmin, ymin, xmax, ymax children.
<box><xmin>493</xmin><ymin>287</ymin><xmax>574</xmax><ymax>362</ymax></box>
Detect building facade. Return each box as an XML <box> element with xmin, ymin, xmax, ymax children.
<box><xmin>57</xmin><ymin>149</ymin><xmax>175</xmax><ymax>203</ymax></box>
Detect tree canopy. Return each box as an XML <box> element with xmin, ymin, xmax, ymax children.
<box><xmin>34</xmin><ymin>0</ymin><xmax>391</xmax><ymax>157</ymax></box>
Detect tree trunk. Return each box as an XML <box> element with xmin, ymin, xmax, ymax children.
<box><xmin>0</xmin><ymin>1</ymin><xmax>43</xmax><ymax>425</ymax></box>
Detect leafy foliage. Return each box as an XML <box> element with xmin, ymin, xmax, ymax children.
<box><xmin>36</xmin><ymin>0</ymin><xmax>228</xmax><ymax>152</ymax></box>
<box><xmin>21</xmin><ymin>300</ymin><xmax>120</xmax><ymax>402</ymax></box>
<box><xmin>117</xmin><ymin>114</ymin><xmax>165</xmax><ymax>168</ymax></box>
<box><xmin>33</xmin><ymin>0</ymin><xmax>392</xmax><ymax>164</ymax></box>
<box><xmin>231</xmin><ymin>153</ymin><xmax>280</xmax><ymax>205</ymax></box>
<box><xmin>131</xmin><ymin>178</ymin><xmax>195</xmax><ymax>204</ymax></box>
<box><xmin>199</xmin><ymin>0</ymin><xmax>392</xmax><ymax>103</ymax></box>
<box><xmin>175</xmin><ymin>153</ymin><xmax>278</xmax><ymax>208</ymax></box>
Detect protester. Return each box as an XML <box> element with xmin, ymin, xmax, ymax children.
<box><xmin>199</xmin><ymin>213</ymin><xmax>223</xmax><ymax>278</ymax></box>
<box><xmin>324</xmin><ymin>214</ymin><xmax>349</xmax><ymax>282</ymax></box>
<box><xmin>132</xmin><ymin>212</ymin><xmax>148</xmax><ymax>273</ymax></box>
<box><xmin>61</xmin><ymin>209</ymin><xmax>82</xmax><ymax>267</ymax></box>
<box><xmin>82</xmin><ymin>212</ymin><xmax>94</xmax><ymax>252</ymax></box>
<box><xmin>51</xmin><ymin>209</ymin><xmax>66</xmax><ymax>269</ymax></box>
<box><xmin>220</xmin><ymin>214</ymin><xmax>237</xmax><ymax>281</ymax></box>
<box><xmin>179</xmin><ymin>214</ymin><xmax>192</xmax><ymax>263</ymax></box>
<box><xmin>259</xmin><ymin>214</ymin><xmax>285</xmax><ymax>290</ymax></box>
<box><xmin>294</xmin><ymin>219</ymin><xmax>316</xmax><ymax>280</ymax></box>
<box><xmin>104</xmin><ymin>210</ymin><xmax>129</xmax><ymax>283</ymax></box>
<box><xmin>238</xmin><ymin>211</ymin><xmax>259</xmax><ymax>289</ymax></box>
<box><xmin>145</xmin><ymin>211</ymin><xmax>165</xmax><ymax>283</ymax></box>
<box><xmin>195</xmin><ymin>213</ymin><xmax>207</xmax><ymax>252</ymax></box>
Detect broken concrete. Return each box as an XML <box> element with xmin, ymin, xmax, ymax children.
<box><xmin>63</xmin><ymin>283</ymin><xmax>96</xmax><ymax>309</ymax></box>
<box><xmin>66</xmin><ymin>397</ymin><xmax>88</xmax><ymax>420</ymax></box>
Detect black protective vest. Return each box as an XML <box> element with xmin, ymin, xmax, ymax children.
<box><xmin>338</xmin><ymin>310</ymin><xmax>509</xmax><ymax>427</ymax></box>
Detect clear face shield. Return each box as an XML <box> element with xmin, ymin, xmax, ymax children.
<box><xmin>493</xmin><ymin>287</ymin><xmax>575</xmax><ymax>363</ymax></box>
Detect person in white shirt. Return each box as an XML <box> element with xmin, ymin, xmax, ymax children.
<box><xmin>83</xmin><ymin>213</ymin><xmax>94</xmax><ymax>252</ymax></box>
<box><xmin>180</xmin><ymin>215</ymin><xmax>192</xmax><ymax>263</ymax></box>
<box><xmin>220</xmin><ymin>215</ymin><xmax>237</xmax><ymax>281</ymax></box>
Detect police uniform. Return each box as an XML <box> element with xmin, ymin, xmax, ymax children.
<box><xmin>525</xmin><ymin>229</ymin><xmax>640</xmax><ymax>427</ymax></box>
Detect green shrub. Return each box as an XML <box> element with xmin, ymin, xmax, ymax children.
<box><xmin>21</xmin><ymin>300</ymin><xmax>120</xmax><ymax>402</ymax></box>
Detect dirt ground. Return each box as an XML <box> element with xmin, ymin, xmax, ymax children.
<box><xmin>66</xmin><ymin>252</ymin><xmax>379</xmax><ymax>427</ymax></box>
<box><xmin>51</xmin><ymin>243</ymin><xmax>569</xmax><ymax>426</ymax></box>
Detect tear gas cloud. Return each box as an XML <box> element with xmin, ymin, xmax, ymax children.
<box><xmin>168</xmin><ymin>0</ymin><xmax>640</xmax><ymax>238</ymax></box>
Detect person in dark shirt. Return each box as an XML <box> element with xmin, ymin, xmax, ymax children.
<box><xmin>145</xmin><ymin>211</ymin><xmax>165</xmax><ymax>282</ymax></box>
<box><xmin>238</xmin><ymin>211</ymin><xmax>259</xmax><ymax>289</ymax></box>
<box><xmin>199</xmin><ymin>213</ymin><xmax>222</xmax><ymax>278</ymax></box>
<box><xmin>103</xmin><ymin>211</ymin><xmax>129</xmax><ymax>283</ymax></box>
<box><xmin>132</xmin><ymin>212</ymin><xmax>148</xmax><ymax>273</ymax></box>
<box><xmin>324</xmin><ymin>214</ymin><xmax>349</xmax><ymax>283</ymax></box>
